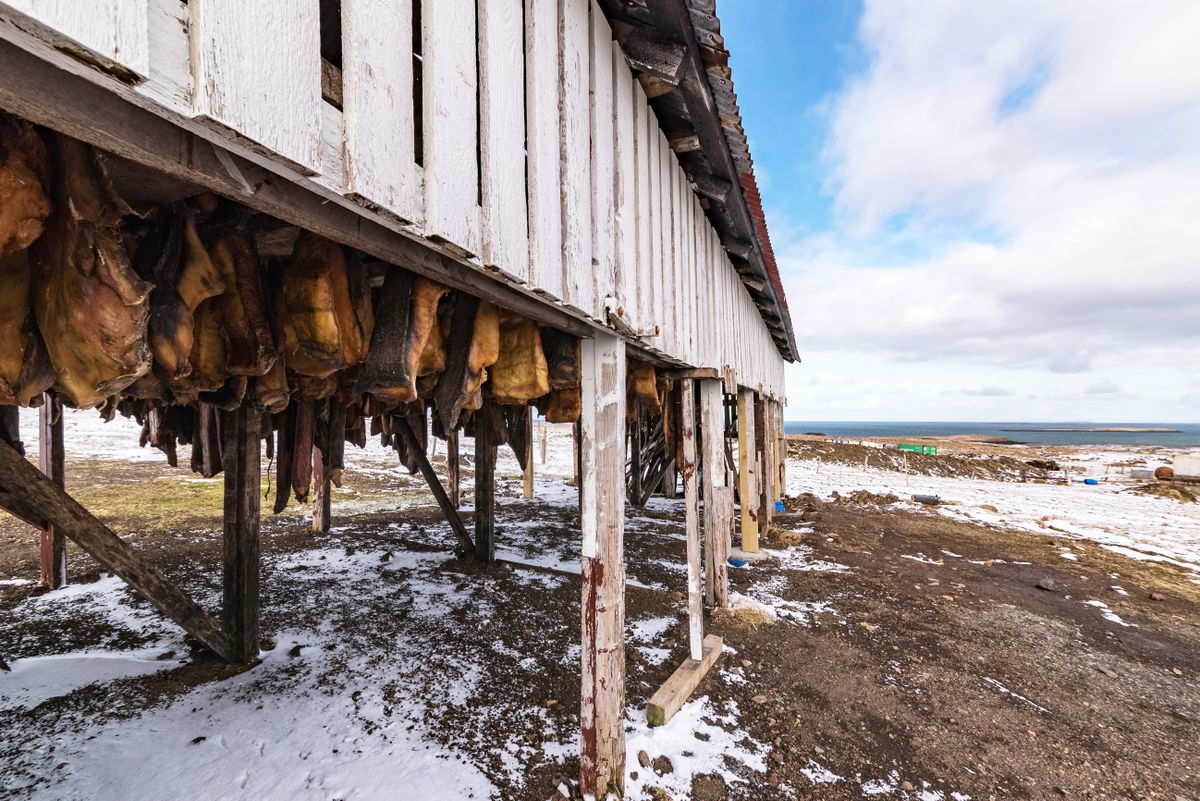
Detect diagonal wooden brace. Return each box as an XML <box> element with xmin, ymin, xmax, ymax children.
<box><xmin>0</xmin><ymin>440</ymin><xmax>235</xmax><ymax>661</ymax></box>
<box><xmin>394</xmin><ymin>417</ymin><xmax>475</xmax><ymax>556</ymax></box>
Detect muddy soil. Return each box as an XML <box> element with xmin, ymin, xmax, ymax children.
<box><xmin>1</xmin><ymin>447</ymin><xmax>1198</xmax><ymax>800</ymax></box>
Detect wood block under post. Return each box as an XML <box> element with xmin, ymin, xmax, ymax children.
<box><xmin>221</xmin><ymin>405</ymin><xmax>261</xmax><ymax>664</ymax></box>
<box><xmin>647</xmin><ymin>634</ymin><xmax>724</xmax><ymax>727</ymax></box>
<box><xmin>579</xmin><ymin>332</ymin><xmax>627</xmax><ymax>798</ymax></box>
<box><xmin>474</xmin><ymin>419</ymin><xmax>496</xmax><ymax>562</ymax></box>
<box><xmin>39</xmin><ymin>395</ymin><xmax>66</xmax><ymax>589</ymax></box>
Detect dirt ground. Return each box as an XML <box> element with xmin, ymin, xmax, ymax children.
<box><xmin>1</xmin><ymin>438</ymin><xmax>1198</xmax><ymax>800</ymax></box>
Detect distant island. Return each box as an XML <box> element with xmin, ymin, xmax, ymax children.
<box><xmin>1000</xmin><ymin>426</ymin><xmax>1180</xmax><ymax>433</ymax></box>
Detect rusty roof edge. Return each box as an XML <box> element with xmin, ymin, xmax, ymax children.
<box><xmin>688</xmin><ymin>0</ymin><xmax>797</xmax><ymax>361</ymax></box>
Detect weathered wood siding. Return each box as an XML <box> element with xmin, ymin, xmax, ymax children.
<box><xmin>0</xmin><ymin>0</ymin><xmax>786</xmax><ymax>397</ymax></box>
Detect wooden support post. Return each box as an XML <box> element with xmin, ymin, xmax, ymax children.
<box><xmin>0</xmin><ymin>440</ymin><xmax>235</xmax><ymax>660</ymax></box>
<box><xmin>523</xmin><ymin>406</ymin><xmax>534</xmax><ymax>500</ymax></box>
<box><xmin>221</xmin><ymin>405</ymin><xmax>261</xmax><ymax>664</ymax></box>
<box><xmin>447</xmin><ymin>430</ymin><xmax>460</xmax><ymax>509</ymax></box>
<box><xmin>700</xmin><ymin>380</ymin><xmax>730</xmax><ymax>608</ymax></box>
<box><xmin>775</xmin><ymin>401</ymin><xmax>786</xmax><ymax>500</ymax></box>
<box><xmin>579</xmin><ymin>332</ymin><xmax>627</xmax><ymax>798</ymax></box>
<box><xmin>474</xmin><ymin>419</ymin><xmax>496</xmax><ymax>562</ymax></box>
<box><xmin>756</xmin><ymin>395</ymin><xmax>775</xmax><ymax>535</ymax></box>
<box><xmin>679</xmin><ymin>378</ymin><xmax>702</xmax><ymax>661</ymax></box>
<box><xmin>540</xmin><ymin>422</ymin><xmax>548</xmax><ymax>464</ymax></box>
<box><xmin>38</xmin><ymin>395</ymin><xmax>66</xmax><ymax>589</ymax></box>
<box><xmin>311</xmin><ymin>445</ymin><xmax>331</xmax><ymax>534</ymax></box>
<box><xmin>628</xmin><ymin>411</ymin><xmax>642</xmax><ymax>503</ymax></box>
<box><xmin>395</xmin><ymin>418</ymin><xmax>474</xmax><ymax>555</ymax></box>
<box><xmin>737</xmin><ymin>388</ymin><xmax>759</xmax><ymax>552</ymax></box>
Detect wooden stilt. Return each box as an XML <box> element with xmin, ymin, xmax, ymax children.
<box><xmin>679</xmin><ymin>378</ymin><xmax>702</xmax><ymax>660</ymax></box>
<box><xmin>579</xmin><ymin>332</ymin><xmax>627</xmax><ymax>798</ymax></box>
<box><xmin>395</xmin><ymin>417</ymin><xmax>474</xmax><ymax>555</ymax></box>
<box><xmin>522</xmin><ymin>406</ymin><xmax>534</xmax><ymax>500</ymax></box>
<box><xmin>311</xmin><ymin>444</ymin><xmax>331</xmax><ymax>533</ymax></box>
<box><xmin>0</xmin><ymin>440</ymin><xmax>235</xmax><ymax>660</ymax></box>
<box><xmin>756</xmin><ymin>395</ymin><xmax>774</xmax><ymax>535</ymax></box>
<box><xmin>38</xmin><ymin>395</ymin><xmax>66</xmax><ymax>589</ymax></box>
<box><xmin>474</xmin><ymin>418</ymin><xmax>496</xmax><ymax>562</ymax></box>
<box><xmin>700</xmin><ymin>380</ymin><xmax>730</xmax><ymax>608</ymax></box>
<box><xmin>221</xmin><ymin>405</ymin><xmax>261</xmax><ymax>663</ymax></box>
<box><xmin>447</xmin><ymin>430</ymin><xmax>460</xmax><ymax>509</ymax></box>
<box><xmin>540</xmin><ymin>422</ymin><xmax>548</xmax><ymax>464</ymax></box>
<box><xmin>737</xmin><ymin>388</ymin><xmax>759</xmax><ymax>552</ymax></box>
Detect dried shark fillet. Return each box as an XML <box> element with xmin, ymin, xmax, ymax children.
<box><xmin>544</xmin><ymin>386</ymin><xmax>581</xmax><ymax>424</ymax></box>
<box><xmin>31</xmin><ymin>135</ymin><xmax>151</xmax><ymax>408</ymax></box>
<box><xmin>276</xmin><ymin>232</ymin><xmax>374</xmax><ymax>378</ymax></box>
<box><xmin>628</xmin><ymin>360</ymin><xmax>660</xmax><ymax>414</ymax></box>
<box><xmin>541</xmin><ymin>328</ymin><xmax>580</xmax><ymax>391</ymax></box>
<box><xmin>0</xmin><ymin>251</ymin><xmax>54</xmax><ymax>405</ymax></box>
<box><xmin>356</xmin><ymin>271</ymin><xmax>448</xmax><ymax>407</ymax></box>
<box><xmin>207</xmin><ymin>229</ymin><xmax>276</xmax><ymax>377</ymax></box>
<box><xmin>0</xmin><ymin>114</ymin><xmax>51</xmax><ymax>256</ymax></box>
<box><xmin>489</xmin><ymin>312</ymin><xmax>549</xmax><ymax>405</ymax></box>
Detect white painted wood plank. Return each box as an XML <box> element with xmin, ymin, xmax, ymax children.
<box><xmin>589</xmin><ymin>6</ymin><xmax>615</xmax><ymax>321</ymax></box>
<box><xmin>560</xmin><ymin>0</ymin><xmax>592</xmax><ymax>315</ymax></box>
<box><xmin>679</xmin><ymin>377</ymin><xmax>702</xmax><ymax>661</ymax></box>
<box><xmin>479</xmin><ymin>0</ymin><xmax>529</xmax><ymax>281</ymax></box>
<box><xmin>191</xmin><ymin>0</ymin><xmax>322</xmax><ymax>174</ymax></box>
<box><xmin>2</xmin><ymin>0</ymin><xmax>150</xmax><ymax>78</ymax></box>
<box><xmin>611</xmin><ymin>42</ymin><xmax>637</xmax><ymax>327</ymax></box>
<box><xmin>138</xmin><ymin>0</ymin><xmax>188</xmax><ymax>113</ymax></box>
<box><xmin>342</xmin><ymin>0</ymin><xmax>420</xmax><ymax>224</ymax></box>
<box><xmin>525</xmin><ymin>0</ymin><xmax>563</xmax><ymax>299</ymax></box>
<box><xmin>422</xmin><ymin>0</ymin><xmax>481</xmax><ymax>255</ymax></box>
<box><xmin>634</xmin><ymin>93</ymin><xmax>652</xmax><ymax>333</ymax></box>
<box><xmin>647</xmin><ymin>113</ymin><xmax>661</xmax><ymax>344</ymax></box>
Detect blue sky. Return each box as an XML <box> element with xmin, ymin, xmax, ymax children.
<box><xmin>717</xmin><ymin>1</ymin><xmax>1200</xmax><ymax>423</ymax></box>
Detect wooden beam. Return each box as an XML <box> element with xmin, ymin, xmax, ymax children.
<box><xmin>737</xmin><ymin>388</ymin><xmax>759</xmax><ymax>552</ymax></box>
<box><xmin>667</xmin><ymin>130</ymin><xmax>702</xmax><ymax>154</ymax></box>
<box><xmin>679</xmin><ymin>378</ymin><xmax>702</xmax><ymax>660</ymax></box>
<box><xmin>221</xmin><ymin>405</ymin><xmax>261</xmax><ymax>664</ymax></box>
<box><xmin>647</xmin><ymin>634</ymin><xmax>723</xmax><ymax>726</ymax></box>
<box><xmin>579</xmin><ymin>332</ymin><xmax>627</xmax><ymax>798</ymax></box>
<box><xmin>38</xmin><ymin>396</ymin><xmax>66</xmax><ymax>589</ymax></box>
<box><xmin>523</xmin><ymin>406</ymin><xmax>534</xmax><ymax>500</ymax></box>
<box><xmin>395</xmin><ymin>417</ymin><xmax>474</xmax><ymax>556</ymax></box>
<box><xmin>473</xmin><ymin>416</ymin><xmax>497</xmax><ymax>563</ymax></box>
<box><xmin>684</xmin><ymin>166</ymin><xmax>731</xmax><ymax>205</ymax></box>
<box><xmin>756</xmin><ymin>394</ymin><xmax>774</xmax><ymax>536</ymax></box>
<box><xmin>619</xmin><ymin>36</ymin><xmax>685</xmax><ymax>84</ymax></box>
<box><xmin>699</xmin><ymin>379</ymin><xmax>729</xmax><ymax>608</ymax></box>
<box><xmin>312</xmin><ymin>444</ymin><xmax>331</xmax><ymax>534</ymax></box>
<box><xmin>446</xmin><ymin>430</ymin><xmax>460</xmax><ymax>509</ymax></box>
<box><xmin>0</xmin><ymin>440</ymin><xmax>235</xmax><ymax>661</ymax></box>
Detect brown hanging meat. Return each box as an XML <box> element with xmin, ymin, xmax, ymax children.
<box><xmin>0</xmin><ymin>252</ymin><xmax>55</xmax><ymax>406</ymax></box>
<box><xmin>0</xmin><ymin>114</ymin><xmax>51</xmax><ymax>257</ymax></box>
<box><xmin>275</xmin><ymin>232</ymin><xmax>374</xmax><ymax>378</ymax></box>
<box><xmin>489</xmin><ymin>312</ymin><xmax>549</xmax><ymax>405</ymax></box>
<box><xmin>355</xmin><ymin>271</ymin><xmax>448</xmax><ymax>407</ymax></box>
<box><xmin>31</xmin><ymin>135</ymin><xmax>151</xmax><ymax>408</ymax></box>
<box><xmin>207</xmin><ymin>230</ymin><xmax>276</xmax><ymax>376</ymax></box>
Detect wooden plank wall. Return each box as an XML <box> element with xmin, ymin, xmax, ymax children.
<box><xmin>0</xmin><ymin>0</ymin><xmax>786</xmax><ymax>398</ymax></box>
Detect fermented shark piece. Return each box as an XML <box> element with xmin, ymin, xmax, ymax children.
<box><xmin>188</xmin><ymin>296</ymin><xmax>227</xmax><ymax>393</ymax></box>
<box><xmin>544</xmin><ymin>386</ymin><xmax>581</xmax><ymax>424</ymax></box>
<box><xmin>489</xmin><ymin>312</ymin><xmax>548</xmax><ymax>405</ymax></box>
<box><xmin>0</xmin><ymin>114</ymin><xmax>51</xmax><ymax>256</ymax></box>
<box><xmin>31</xmin><ymin>135</ymin><xmax>151</xmax><ymax>408</ymax></box>
<box><xmin>0</xmin><ymin>252</ymin><xmax>54</xmax><ymax>405</ymax></box>
<box><xmin>541</xmin><ymin>328</ymin><xmax>580</xmax><ymax>391</ymax></box>
<box><xmin>207</xmin><ymin>230</ymin><xmax>276</xmax><ymax>376</ymax></box>
<box><xmin>627</xmin><ymin>361</ymin><xmax>660</xmax><ymax>413</ymax></box>
<box><xmin>355</xmin><ymin>271</ymin><xmax>448</xmax><ymax>406</ymax></box>
<box><xmin>256</xmin><ymin>353</ymin><xmax>290</xmax><ymax>413</ymax></box>
<box><xmin>276</xmin><ymin>232</ymin><xmax>374</xmax><ymax>378</ymax></box>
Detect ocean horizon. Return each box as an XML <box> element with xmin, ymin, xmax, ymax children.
<box><xmin>782</xmin><ymin>420</ymin><xmax>1200</xmax><ymax>447</ymax></box>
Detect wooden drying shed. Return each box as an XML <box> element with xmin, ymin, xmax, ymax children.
<box><xmin>0</xmin><ymin>0</ymin><xmax>794</xmax><ymax>795</ymax></box>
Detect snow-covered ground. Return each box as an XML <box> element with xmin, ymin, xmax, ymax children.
<box><xmin>787</xmin><ymin>449</ymin><xmax>1200</xmax><ymax>582</ymax></box>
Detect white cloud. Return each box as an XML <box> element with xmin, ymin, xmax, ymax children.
<box><xmin>780</xmin><ymin>0</ymin><xmax>1200</xmax><ymax>420</ymax></box>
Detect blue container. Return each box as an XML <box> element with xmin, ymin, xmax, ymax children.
<box><xmin>728</xmin><ymin>558</ymin><xmax>749</xmax><ymax>569</ymax></box>
<box><xmin>774</xmin><ymin>500</ymin><xmax>785</xmax><ymax>512</ymax></box>
<box><xmin>1083</xmin><ymin>478</ymin><xmax>1099</xmax><ymax>485</ymax></box>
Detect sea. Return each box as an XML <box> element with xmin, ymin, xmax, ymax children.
<box><xmin>782</xmin><ymin>421</ymin><xmax>1200</xmax><ymax>448</ymax></box>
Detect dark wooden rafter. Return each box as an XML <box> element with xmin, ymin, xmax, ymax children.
<box><xmin>0</xmin><ymin>439</ymin><xmax>236</xmax><ymax>661</ymax></box>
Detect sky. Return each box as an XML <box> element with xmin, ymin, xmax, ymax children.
<box><xmin>719</xmin><ymin>0</ymin><xmax>1200</xmax><ymax>423</ymax></box>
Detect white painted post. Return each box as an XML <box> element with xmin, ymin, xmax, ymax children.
<box><xmin>680</xmin><ymin>378</ymin><xmax>702</xmax><ymax>661</ymax></box>
<box><xmin>700</xmin><ymin>379</ymin><xmax>729</xmax><ymax>608</ymax></box>
<box><xmin>579</xmin><ymin>331</ymin><xmax>626</xmax><ymax>798</ymax></box>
